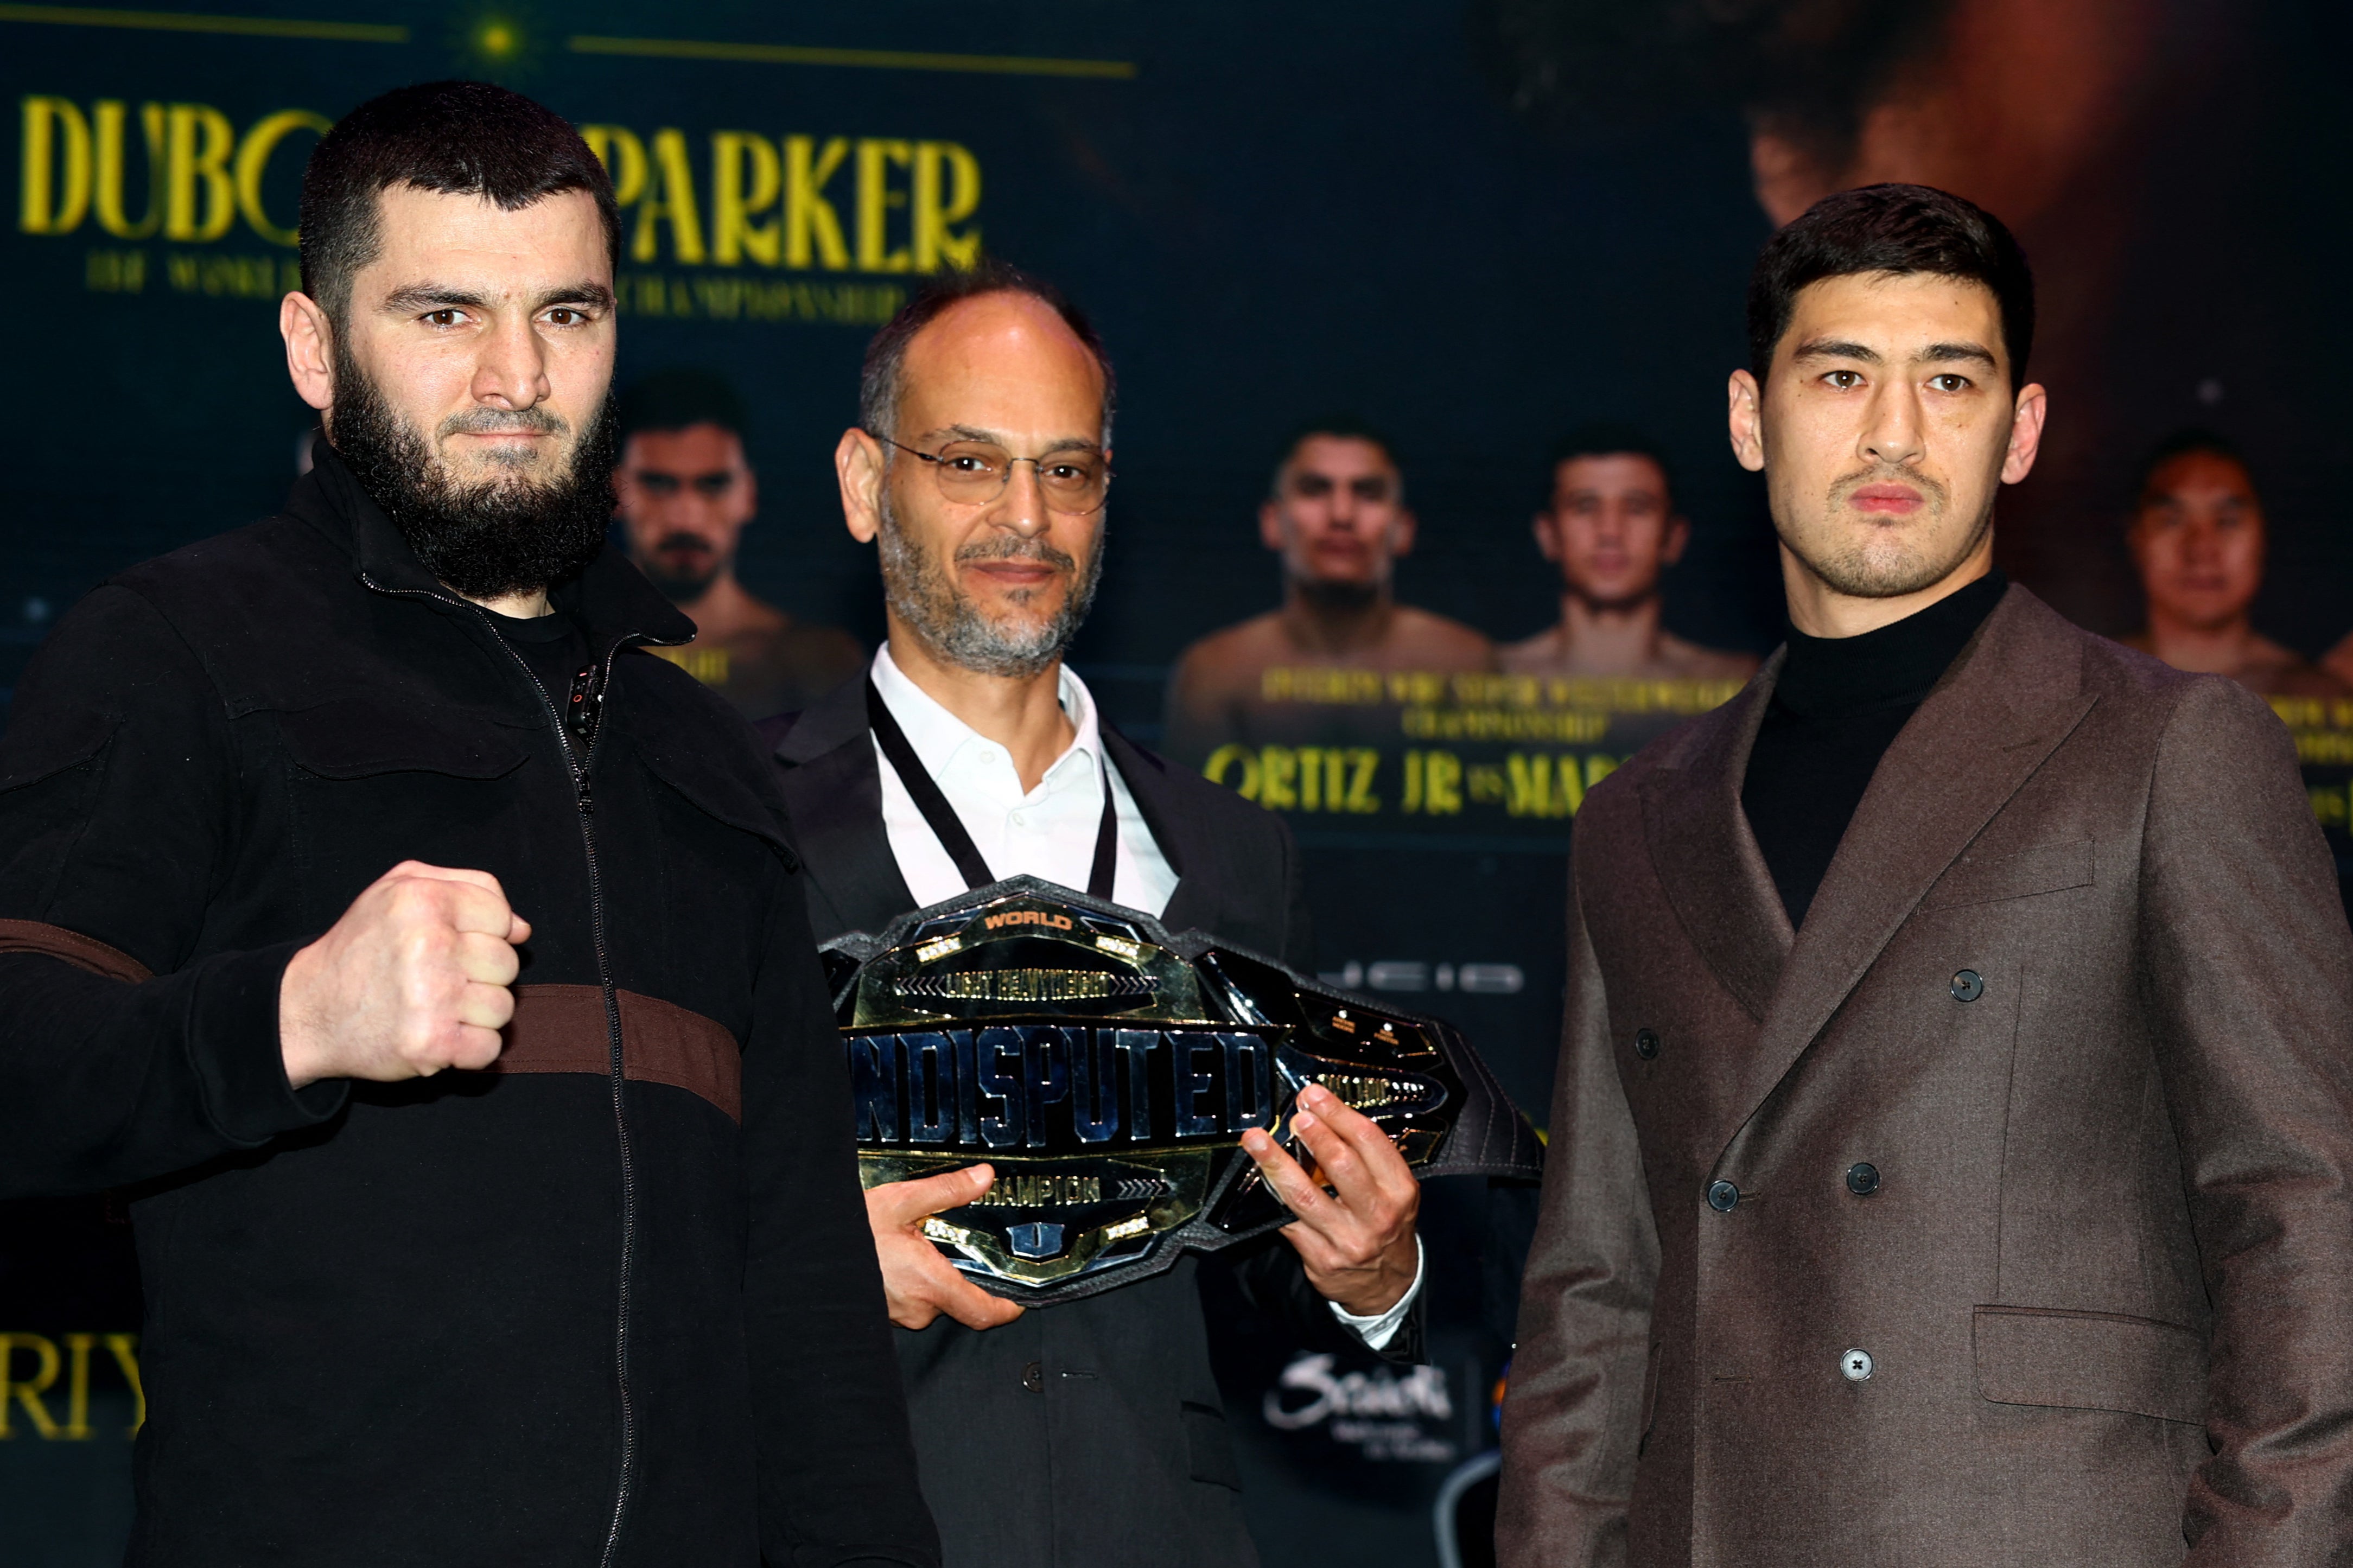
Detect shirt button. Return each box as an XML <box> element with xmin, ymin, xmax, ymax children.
<box><xmin>1022</xmin><ymin>1361</ymin><xmax>1043</xmax><ymax>1393</ymax></box>
<box><xmin>1840</xmin><ymin>1348</ymin><xmax>1875</xmax><ymax>1381</ymax></box>
<box><xmin>1634</xmin><ymin>1028</ymin><xmax>1660</xmax><ymax>1061</ymax></box>
<box><xmin>1950</xmin><ymin>969</ymin><xmax>1984</xmax><ymax>1002</ymax></box>
<box><xmin>1009</xmin><ymin>811</ymin><xmax>1027</xmax><ymax>827</ymax></box>
<box><xmin>977</xmin><ymin>747</ymin><xmax>999</xmax><ymax>766</ymax></box>
<box><xmin>1706</xmin><ymin>1180</ymin><xmax>1739</xmax><ymax>1213</ymax></box>
<box><xmin>1846</xmin><ymin>1162</ymin><xmax>1880</xmax><ymax>1197</ymax></box>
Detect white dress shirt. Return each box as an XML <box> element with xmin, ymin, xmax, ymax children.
<box><xmin>868</xmin><ymin>643</ymin><xmax>1421</xmax><ymax>1348</ymax></box>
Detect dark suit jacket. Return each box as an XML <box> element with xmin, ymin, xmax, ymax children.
<box><xmin>764</xmin><ymin>674</ymin><xmax>1420</xmax><ymax>1568</ymax></box>
<box><xmin>1498</xmin><ymin>587</ymin><xmax>2353</xmax><ymax>1566</ymax></box>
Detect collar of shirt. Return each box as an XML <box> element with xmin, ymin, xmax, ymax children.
<box><xmin>870</xmin><ymin>640</ymin><xmax>1102</xmax><ymax>808</ymax></box>
<box><xmin>868</xmin><ymin>643</ymin><xmax>1180</xmax><ymax>915</ymax></box>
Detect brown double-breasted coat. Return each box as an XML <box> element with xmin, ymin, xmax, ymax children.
<box><xmin>1498</xmin><ymin>586</ymin><xmax>2353</xmax><ymax>1565</ymax></box>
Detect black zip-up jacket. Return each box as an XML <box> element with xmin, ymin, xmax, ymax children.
<box><xmin>0</xmin><ymin>444</ymin><xmax>939</xmax><ymax>1568</ymax></box>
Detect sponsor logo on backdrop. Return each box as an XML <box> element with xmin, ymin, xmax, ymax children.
<box><xmin>1202</xmin><ymin>669</ymin><xmax>1744</xmax><ymax>836</ymax></box>
<box><xmin>2273</xmin><ymin>696</ymin><xmax>2353</xmax><ymax>833</ymax></box>
<box><xmin>16</xmin><ymin>94</ymin><xmax>980</xmax><ymax>324</ymax></box>
<box><xmin>1262</xmin><ymin>1352</ymin><xmax>1458</xmax><ymax>1464</ymax></box>
<box><xmin>0</xmin><ymin>1333</ymin><xmax>144</xmax><ymax>1440</ymax></box>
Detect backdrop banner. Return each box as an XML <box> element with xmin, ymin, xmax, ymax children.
<box><xmin>3</xmin><ymin>2</ymin><xmax>2346</xmax><ymax>1564</ymax></box>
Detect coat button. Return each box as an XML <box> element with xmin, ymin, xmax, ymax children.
<box><xmin>1022</xmin><ymin>1361</ymin><xmax>1043</xmax><ymax>1393</ymax></box>
<box><xmin>1846</xmin><ymin>1162</ymin><xmax>1880</xmax><ymax>1196</ymax></box>
<box><xmin>1634</xmin><ymin>1028</ymin><xmax>1660</xmax><ymax>1060</ymax></box>
<box><xmin>1840</xmin><ymin>1348</ymin><xmax>1874</xmax><ymax>1381</ymax></box>
<box><xmin>1950</xmin><ymin>969</ymin><xmax>1983</xmax><ymax>1002</ymax></box>
<box><xmin>1706</xmin><ymin>1179</ymin><xmax>1739</xmax><ymax>1213</ymax></box>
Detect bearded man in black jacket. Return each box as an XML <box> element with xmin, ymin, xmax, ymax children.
<box><xmin>0</xmin><ymin>82</ymin><xmax>935</xmax><ymax>1568</ymax></box>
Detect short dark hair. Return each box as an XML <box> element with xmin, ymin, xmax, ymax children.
<box><xmin>1270</xmin><ymin>416</ymin><xmax>1404</xmax><ymax>499</ymax></box>
<box><xmin>299</xmin><ymin>80</ymin><xmax>619</xmax><ymax>324</ymax></box>
<box><xmin>1746</xmin><ymin>182</ymin><xmax>2034</xmax><ymax>384</ymax></box>
<box><xmin>1546</xmin><ymin>422</ymin><xmax>1675</xmax><ymax>507</ymax></box>
<box><xmin>618</xmin><ymin>369</ymin><xmax>749</xmax><ymax>444</ymax></box>
<box><xmin>858</xmin><ymin>259</ymin><xmax>1115</xmax><ymax>443</ymax></box>
<box><xmin>2136</xmin><ymin>426</ymin><xmax>2253</xmax><ymax>498</ymax></box>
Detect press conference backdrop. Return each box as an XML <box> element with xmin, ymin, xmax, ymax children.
<box><xmin>3</xmin><ymin>2</ymin><xmax>2348</xmax><ymax>1563</ymax></box>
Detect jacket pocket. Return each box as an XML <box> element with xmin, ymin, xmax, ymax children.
<box><xmin>1973</xmin><ymin>1305</ymin><xmax>2204</xmax><ymax>1425</ymax></box>
<box><xmin>278</xmin><ymin>700</ymin><xmax>530</xmax><ymax>780</ymax></box>
<box><xmin>1182</xmin><ymin>1401</ymin><xmax>1243</xmax><ymax>1490</ymax></box>
<box><xmin>1924</xmin><ymin>838</ymin><xmax>2095</xmax><ymax>908</ymax></box>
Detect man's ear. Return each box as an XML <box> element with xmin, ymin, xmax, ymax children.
<box><xmin>281</xmin><ymin>291</ymin><xmax>336</xmax><ymax>416</ymax></box>
<box><xmin>1727</xmin><ymin>369</ymin><xmax>1766</xmax><ymax>474</ymax></box>
<box><xmin>2001</xmin><ymin>383</ymin><xmax>2049</xmax><ymax>485</ymax></box>
<box><xmin>1531</xmin><ymin>512</ymin><xmax>1562</xmax><ymax>564</ymax></box>
<box><xmin>1662</xmin><ymin>515</ymin><xmax>1691</xmax><ymax>568</ymax></box>
<box><xmin>1257</xmin><ymin>498</ymin><xmax>1286</xmax><ymax>553</ymax></box>
<box><xmin>1391</xmin><ymin>505</ymin><xmax>1419</xmax><ymax>559</ymax></box>
<box><xmin>737</xmin><ymin>464</ymin><xmax>760</xmax><ymax>526</ymax></box>
<box><xmin>836</xmin><ymin>427</ymin><xmax>886</xmax><ymax>544</ymax></box>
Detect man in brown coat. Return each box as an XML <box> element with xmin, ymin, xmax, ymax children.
<box><xmin>1498</xmin><ymin>183</ymin><xmax>2353</xmax><ymax>1565</ymax></box>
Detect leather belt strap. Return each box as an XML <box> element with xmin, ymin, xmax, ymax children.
<box><xmin>493</xmin><ymin>984</ymin><xmax>743</xmax><ymax>1122</ymax></box>
<box><xmin>0</xmin><ymin>927</ymin><xmax>741</xmax><ymax>1122</ymax></box>
<box><xmin>0</xmin><ymin>919</ymin><xmax>154</xmax><ymax>983</ymax></box>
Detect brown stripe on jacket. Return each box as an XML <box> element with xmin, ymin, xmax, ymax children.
<box><xmin>493</xmin><ymin>983</ymin><xmax>743</xmax><ymax>1122</ymax></box>
<box><xmin>0</xmin><ymin>919</ymin><xmax>154</xmax><ymax>983</ymax></box>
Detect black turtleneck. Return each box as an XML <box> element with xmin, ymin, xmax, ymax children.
<box><xmin>1741</xmin><ymin>570</ymin><xmax>2007</xmax><ymax>927</ymax></box>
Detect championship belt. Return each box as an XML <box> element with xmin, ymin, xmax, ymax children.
<box><xmin>822</xmin><ymin>876</ymin><xmax>1543</xmax><ymax>1306</ymax></box>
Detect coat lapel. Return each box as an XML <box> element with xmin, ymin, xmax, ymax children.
<box><xmin>1103</xmin><ymin>728</ymin><xmax>1211</xmax><ymax>930</ymax></box>
<box><xmin>1640</xmin><ymin>654</ymin><xmax>1794</xmax><ymax>1023</ymax></box>
<box><xmin>771</xmin><ymin>675</ymin><xmax>917</xmax><ymax>939</ymax></box>
<box><xmin>1725</xmin><ymin>587</ymin><xmax>2098</xmax><ymax>1143</ymax></box>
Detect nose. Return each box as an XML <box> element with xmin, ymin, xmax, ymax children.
<box><xmin>469</xmin><ymin>312</ymin><xmax>550</xmax><ymax>411</ymax></box>
<box><xmin>985</xmin><ymin>458</ymin><xmax>1050</xmax><ymax>538</ymax></box>
<box><xmin>1860</xmin><ymin>380</ymin><xmax>1925</xmax><ymax>470</ymax></box>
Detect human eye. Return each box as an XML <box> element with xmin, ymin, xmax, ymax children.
<box><xmin>543</xmin><ymin>304</ymin><xmax>596</xmax><ymax>327</ymax></box>
<box><xmin>421</xmin><ymin>308</ymin><xmax>469</xmax><ymax>328</ymax></box>
<box><xmin>1294</xmin><ymin>475</ymin><xmax>1333</xmax><ymax>498</ymax></box>
<box><xmin>1823</xmin><ymin>369</ymin><xmax>1865</xmax><ymax>390</ymax></box>
<box><xmin>1928</xmin><ymin>372</ymin><xmax>1972</xmax><ymax>393</ymax></box>
<box><xmin>939</xmin><ymin>446</ymin><xmax>1002</xmax><ymax>476</ymax></box>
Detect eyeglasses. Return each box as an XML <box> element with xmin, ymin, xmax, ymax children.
<box><xmin>869</xmin><ymin>431</ymin><xmax>1112</xmax><ymax>515</ymax></box>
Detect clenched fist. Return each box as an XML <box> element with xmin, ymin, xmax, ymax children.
<box><xmin>278</xmin><ymin>861</ymin><xmax>533</xmax><ymax>1089</ymax></box>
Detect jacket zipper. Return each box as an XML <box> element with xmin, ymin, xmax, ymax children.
<box><xmin>358</xmin><ymin>573</ymin><xmax>644</xmax><ymax>1566</ymax></box>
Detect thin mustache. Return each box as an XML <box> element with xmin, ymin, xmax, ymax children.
<box><xmin>440</xmin><ymin>408</ymin><xmax>568</xmax><ymax>438</ymax></box>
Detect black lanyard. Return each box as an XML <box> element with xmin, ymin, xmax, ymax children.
<box><xmin>867</xmin><ymin>679</ymin><xmax>1120</xmax><ymax>900</ymax></box>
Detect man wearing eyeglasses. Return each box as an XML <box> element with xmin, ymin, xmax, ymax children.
<box><xmin>760</xmin><ymin>263</ymin><xmax>1427</xmax><ymax>1567</ymax></box>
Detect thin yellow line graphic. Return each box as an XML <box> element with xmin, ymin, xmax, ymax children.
<box><xmin>567</xmin><ymin>33</ymin><xmax>1136</xmax><ymax>81</ymax></box>
<box><xmin>0</xmin><ymin>3</ymin><xmax>405</xmax><ymax>41</ymax></box>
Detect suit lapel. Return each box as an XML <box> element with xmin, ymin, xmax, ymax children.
<box><xmin>1104</xmin><ymin>728</ymin><xmax>1212</xmax><ymax>930</ymax></box>
<box><xmin>772</xmin><ymin>675</ymin><xmax>917</xmax><ymax>939</ymax></box>
<box><xmin>1640</xmin><ymin>655</ymin><xmax>1794</xmax><ymax>1023</ymax></box>
<box><xmin>1726</xmin><ymin>587</ymin><xmax>2097</xmax><ymax>1142</ymax></box>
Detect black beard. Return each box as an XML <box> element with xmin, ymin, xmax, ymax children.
<box><xmin>328</xmin><ymin>342</ymin><xmax>618</xmax><ymax>602</ymax></box>
<box><xmin>1296</xmin><ymin>576</ymin><xmax>1383</xmax><ymax>614</ymax></box>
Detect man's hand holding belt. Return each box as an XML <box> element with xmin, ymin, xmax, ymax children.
<box><xmin>864</xmin><ymin>1080</ymin><xmax>1421</xmax><ymax>1330</ymax></box>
